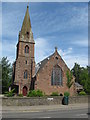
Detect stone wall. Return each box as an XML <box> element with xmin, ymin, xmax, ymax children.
<box><xmin>35</xmin><ymin>51</ymin><xmax>76</xmax><ymax>96</ymax></box>
<box><xmin>69</xmin><ymin>96</ymin><xmax>88</xmax><ymax>104</ymax></box>
<box><xmin>2</xmin><ymin>96</ymin><xmax>89</xmax><ymax>106</ymax></box>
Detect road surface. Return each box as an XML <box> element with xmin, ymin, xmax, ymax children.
<box><xmin>2</xmin><ymin>108</ymin><xmax>89</xmax><ymax>118</ymax></box>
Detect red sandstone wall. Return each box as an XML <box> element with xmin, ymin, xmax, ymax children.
<box><xmin>35</xmin><ymin>52</ymin><xmax>76</xmax><ymax>96</ymax></box>
<box><xmin>14</xmin><ymin>41</ymin><xmax>35</xmax><ymax>94</ymax></box>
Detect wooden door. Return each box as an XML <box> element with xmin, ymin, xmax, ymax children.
<box><xmin>23</xmin><ymin>86</ymin><xmax>27</xmax><ymax>96</ymax></box>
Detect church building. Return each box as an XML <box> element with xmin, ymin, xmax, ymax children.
<box><xmin>13</xmin><ymin>5</ymin><xmax>76</xmax><ymax>96</ymax></box>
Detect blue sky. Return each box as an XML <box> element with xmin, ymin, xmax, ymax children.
<box><xmin>1</xmin><ymin>2</ymin><xmax>88</xmax><ymax>69</ymax></box>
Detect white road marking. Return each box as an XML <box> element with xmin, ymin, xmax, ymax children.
<box><xmin>76</xmin><ymin>113</ymin><xmax>87</xmax><ymax>116</ymax></box>
<box><xmin>39</xmin><ymin>117</ymin><xmax>51</xmax><ymax>118</ymax></box>
<box><xmin>22</xmin><ymin>111</ymin><xmax>40</xmax><ymax>112</ymax></box>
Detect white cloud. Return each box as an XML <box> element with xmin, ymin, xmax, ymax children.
<box><xmin>35</xmin><ymin>37</ymin><xmax>52</xmax><ymax>63</ymax></box>
<box><xmin>33</xmin><ymin>3</ymin><xmax>88</xmax><ymax>35</ymax></box>
<box><xmin>63</xmin><ymin>54</ymin><xmax>88</xmax><ymax>69</ymax></box>
<box><xmin>71</xmin><ymin>39</ymin><xmax>88</xmax><ymax>47</ymax></box>
<box><xmin>2</xmin><ymin>40</ymin><xmax>16</xmax><ymax>64</ymax></box>
<box><xmin>58</xmin><ymin>48</ymin><xmax>88</xmax><ymax>69</ymax></box>
<box><xmin>2</xmin><ymin>37</ymin><xmax>88</xmax><ymax>68</ymax></box>
<box><xmin>1</xmin><ymin>2</ymin><xmax>88</xmax><ymax>69</ymax></box>
<box><xmin>59</xmin><ymin>47</ymin><xmax>72</xmax><ymax>56</ymax></box>
<box><xmin>2</xmin><ymin>40</ymin><xmax>16</xmax><ymax>53</ymax></box>
<box><xmin>69</xmin><ymin>7</ymin><xmax>88</xmax><ymax>27</ymax></box>
<box><xmin>35</xmin><ymin>40</ymin><xmax>88</xmax><ymax>69</ymax></box>
<box><xmin>2</xmin><ymin>7</ymin><xmax>24</xmax><ymax>39</ymax></box>
<box><xmin>7</xmin><ymin>56</ymin><xmax>15</xmax><ymax>65</ymax></box>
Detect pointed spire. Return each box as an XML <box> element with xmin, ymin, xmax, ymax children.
<box><xmin>21</xmin><ymin>5</ymin><xmax>31</xmax><ymax>37</ymax></box>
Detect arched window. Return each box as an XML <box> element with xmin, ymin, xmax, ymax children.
<box><xmin>51</xmin><ymin>65</ymin><xmax>63</xmax><ymax>86</ymax></box>
<box><xmin>24</xmin><ymin>70</ymin><xmax>28</xmax><ymax>79</ymax></box>
<box><xmin>25</xmin><ymin>45</ymin><xmax>29</xmax><ymax>53</ymax></box>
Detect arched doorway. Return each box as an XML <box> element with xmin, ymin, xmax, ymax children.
<box><xmin>23</xmin><ymin>86</ymin><xmax>27</xmax><ymax>96</ymax></box>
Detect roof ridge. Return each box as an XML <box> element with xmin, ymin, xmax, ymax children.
<box><xmin>37</xmin><ymin>53</ymin><xmax>54</xmax><ymax>65</ymax></box>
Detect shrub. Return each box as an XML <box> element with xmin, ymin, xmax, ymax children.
<box><xmin>51</xmin><ymin>92</ymin><xmax>59</xmax><ymax>96</ymax></box>
<box><xmin>27</xmin><ymin>90</ymin><xmax>36</xmax><ymax>97</ymax></box>
<box><xmin>27</xmin><ymin>90</ymin><xmax>43</xmax><ymax>97</ymax></box>
<box><xmin>79</xmin><ymin>91</ymin><xmax>87</xmax><ymax>95</ymax></box>
<box><xmin>36</xmin><ymin>90</ymin><xmax>43</xmax><ymax>97</ymax></box>
<box><xmin>18</xmin><ymin>94</ymin><xmax>23</xmax><ymax>97</ymax></box>
<box><xmin>5</xmin><ymin>88</ymin><xmax>15</xmax><ymax>97</ymax></box>
<box><xmin>64</xmin><ymin>92</ymin><xmax>70</xmax><ymax>97</ymax></box>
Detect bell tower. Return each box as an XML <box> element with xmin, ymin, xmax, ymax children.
<box><xmin>14</xmin><ymin>5</ymin><xmax>35</xmax><ymax>96</ymax></box>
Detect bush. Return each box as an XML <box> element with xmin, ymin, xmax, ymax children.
<box><xmin>27</xmin><ymin>90</ymin><xmax>36</xmax><ymax>97</ymax></box>
<box><xmin>79</xmin><ymin>91</ymin><xmax>87</xmax><ymax>95</ymax></box>
<box><xmin>51</xmin><ymin>92</ymin><xmax>59</xmax><ymax>96</ymax></box>
<box><xmin>64</xmin><ymin>92</ymin><xmax>70</xmax><ymax>97</ymax></box>
<box><xmin>27</xmin><ymin>90</ymin><xmax>43</xmax><ymax>97</ymax></box>
<box><xmin>18</xmin><ymin>94</ymin><xmax>23</xmax><ymax>97</ymax></box>
<box><xmin>36</xmin><ymin>90</ymin><xmax>43</xmax><ymax>97</ymax></box>
<box><xmin>5</xmin><ymin>88</ymin><xmax>15</xmax><ymax>97</ymax></box>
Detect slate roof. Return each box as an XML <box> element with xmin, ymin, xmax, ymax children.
<box><xmin>34</xmin><ymin>48</ymin><xmax>71</xmax><ymax>77</ymax></box>
<box><xmin>75</xmin><ymin>82</ymin><xmax>83</xmax><ymax>87</ymax></box>
<box><xmin>35</xmin><ymin>53</ymin><xmax>54</xmax><ymax>75</ymax></box>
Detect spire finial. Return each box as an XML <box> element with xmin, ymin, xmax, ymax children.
<box><xmin>55</xmin><ymin>46</ymin><xmax>57</xmax><ymax>52</ymax></box>
<box><xmin>27</xmin><ymin>2</ymin><xmax>29</xmax><ymax>8</ymax></box>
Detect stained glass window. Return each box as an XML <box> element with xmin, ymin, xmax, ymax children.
<box><xmin>51</xmin><ymin>65</ymin><xmax>63</xmax><ymax>86</ymax></box>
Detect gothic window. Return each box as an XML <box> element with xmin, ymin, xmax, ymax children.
<box><xmin>25</xmin><ymin>45</ymin><xmax>29</xmax><ymax>53</ymax></box>
<box><xmin>51</xmin><ymin>65</ymin><xmax>63</xmax><ymax>86</ymax></box>
<box><xmin>24</xmin><ymin>70</ymin><xmax>28</xmax><ymax>79</ymax></box>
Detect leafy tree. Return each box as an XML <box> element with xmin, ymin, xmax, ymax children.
<box><xmin>5</xmin><ymin>88</ymin><xmax>15</xmax><ymax>97</ymax></box>
<box><xmin>72</xmin><ymin>63</ymin><xmax>90</xmax><ymax>95</ymax></box>
<box><xmin>86</xmin><ymin>78</ymin><xmax>90</xmax><ymax>94</ymax></box>
<box><xmin>79</xmin><ymin>67</ymin><xmax>88</xmax><ymax>91</ymax></box>
<box><xmin>1</xmin><ymin>57</ymin><xmax>12</xmax><ymax>94</ymax></box>
<box><xmin>71</xmin><ymin>63</ymin><xmax>81</xmax><ymax>83</ymax></box>
<box><xmin>87</xmin><ymin>66</ymin><xmax>90</xmax><ymax>94</ymax></box>
<box><xmin>66</xmin><ymin>71</ymin><xmax>73</xmax><ymax>88</ymax></box>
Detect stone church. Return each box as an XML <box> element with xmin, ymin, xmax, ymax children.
<box><xmin>13</xmin><ymin>5</ymin><xmax>76</xmax><ymax>96</ymax></box>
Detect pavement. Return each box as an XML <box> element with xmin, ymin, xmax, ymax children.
<box><xmin>2</xmin><ymin>103</ymin><xmax>88</xmax><ymax>112</ymax></box>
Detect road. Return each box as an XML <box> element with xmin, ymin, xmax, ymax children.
<box><xmin>2</xmin><ymin>108</ymin><xmax>89</xmax><ymax>119</ymax></box>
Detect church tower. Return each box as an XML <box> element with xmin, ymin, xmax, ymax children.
<box><xmin>13</xmin><ymin>5</ymin><xmax>35</xmax><ymax>96</ymax></box>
